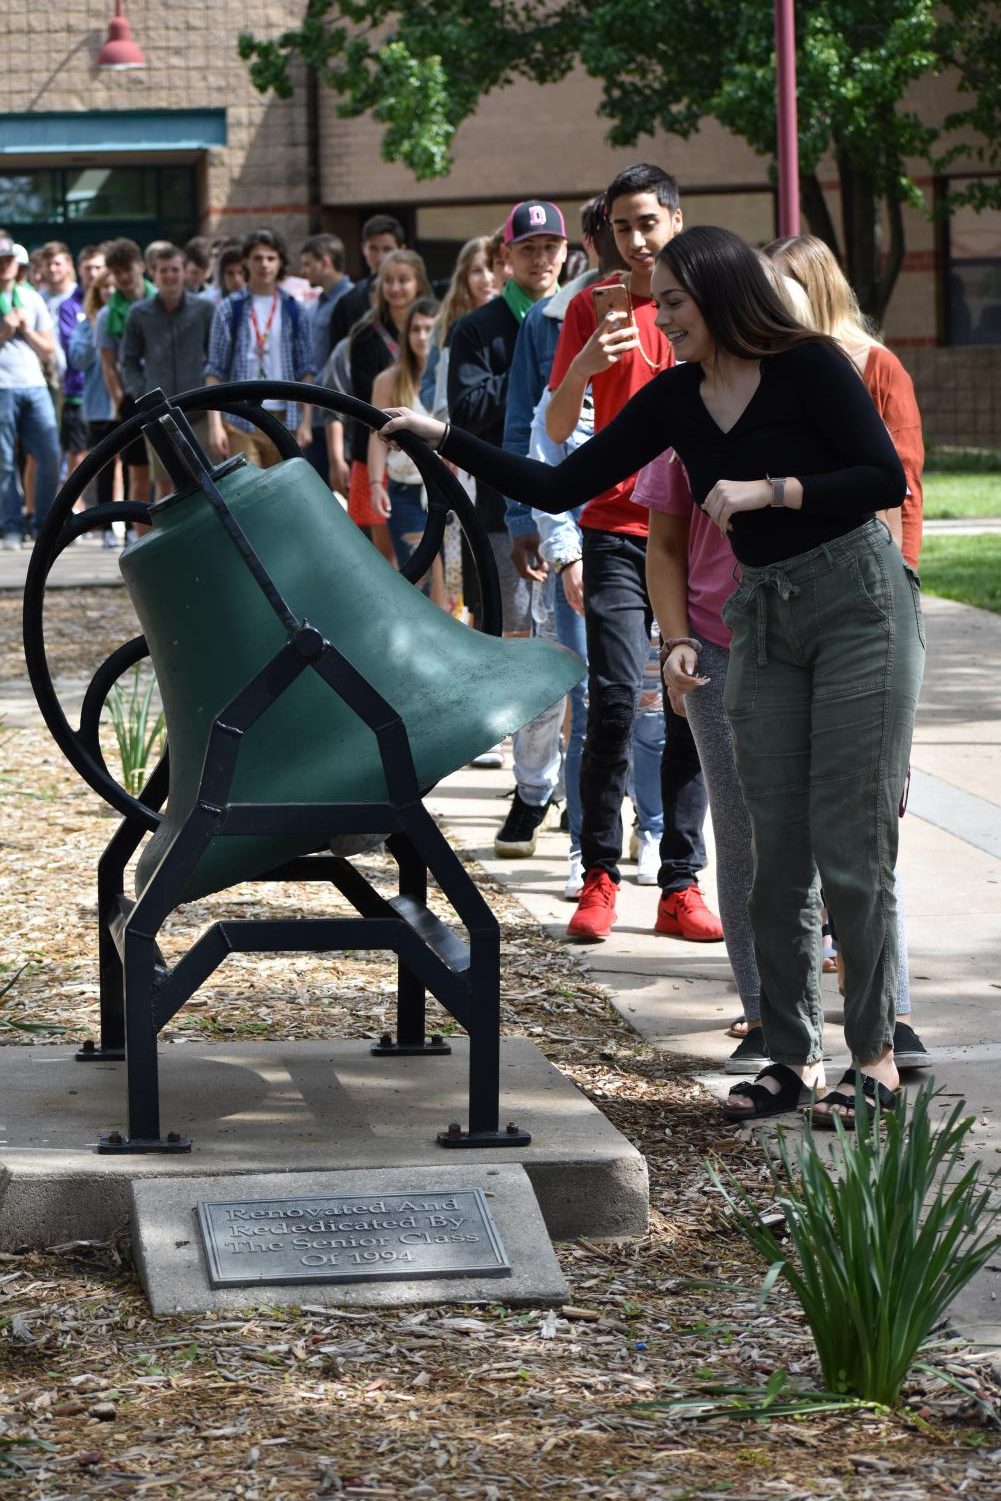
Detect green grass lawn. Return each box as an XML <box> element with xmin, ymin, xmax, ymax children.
<box><xmin>923</xmin><ymin>472</ymin><xmax>1001</xmax><ymax>519</ymax></box>
<box><xmin>919</xmin><ymin>534</ymin><xmax>1001</xmax><ymax>613</ymax></box>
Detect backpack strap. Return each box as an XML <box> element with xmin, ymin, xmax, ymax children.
<box><xmin>225</xmin><ymin>290</ymin><xmax>301</xmax><ymax>381</ymax></box>
<box><xmin>225</xmin><ymin>293</ymin><xmax>247</xmax><ymax>381</ymax></box>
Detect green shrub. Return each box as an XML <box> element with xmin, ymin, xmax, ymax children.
<box><xmin>103</xmin><ymin>664</ymin><xmax>165</xmax><ymax>797</ymax></box>
<box><xmin>925</xmin><ymin>443</ymin><xmax>1001</xmax><ymax>474</ymax></box>
<box><xmin>711</xmin><ymin>1081</ymin><xmax>1001</xmax><ymax>1406</ymax></box>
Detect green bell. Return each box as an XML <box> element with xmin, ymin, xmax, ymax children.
<box><xmin>121</xmin><ymin>454</ymin><xmax>583</xmax><ymax>904</ymax></box>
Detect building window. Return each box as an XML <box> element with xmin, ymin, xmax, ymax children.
<box><xmin>946</xmin><ymin>177</ymin><xmax>1001</xmax><ymax>345</ymax></box>
<box><xmin>0</xmin><ymin>164</ymin><xmax>197</xmax><ymax>254</ymax></box>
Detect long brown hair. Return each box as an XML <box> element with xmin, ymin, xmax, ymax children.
<box><xmin>382</xmin><ymin>297</ymin><xmax>440</xmax><ymax>407</ymax></box>
<box><xmin>765</xmin><ymin>234</ymin><xmax>879</xmax><ymax>348</ymax></box>
<box><xmin>350</xmin><ymin>249</ymin><xmax>431</xmax><ymax>346</ymax></box>
<box><xmin>84</xmin><ymin>268</ymin><xmax>115</xmax><ymax>321</ymax></box>
<box><xmin>658</xmin><ymin>226</ymin><xmax>843</xmax><ymax>362</ymax></box>
<box><xmin>434</xmin><ymin>236</ymin><xmax>492</xmax><ymax>347</ymax></box>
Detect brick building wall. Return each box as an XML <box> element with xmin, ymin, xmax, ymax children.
<box><xmin>900</xmin><ymin>346</ymin><xmax>1001</xmax><ymax>450</ymax></box>
<box><xmin>320</xmin><ymin>66</ymin><xmax>770</xmax><ymax>213</ymax></box>
<box><xmin>0</xmin><ymin>1</ymin><xmax>314</xmax><ymax>248</ymax></box>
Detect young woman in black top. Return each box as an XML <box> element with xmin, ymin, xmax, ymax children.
<box><xmin>348</xmin><ymin>249</ymin><xmax>432</xmax><ymax>563</ymax></box>
<box><xmin>380</xmin><ymin>226</ymin><xmax>924</xmax><ymax>1127</ymax></box>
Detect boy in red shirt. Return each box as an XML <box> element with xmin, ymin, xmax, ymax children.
<box><xmin>546</xmin><ymin>164</ymin><xmax>722</xmax><ymax>943</ymax></box>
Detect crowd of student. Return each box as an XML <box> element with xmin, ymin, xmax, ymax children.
<box><xmin>3</xmin><ymin>170</ymin><xmax>932</xmax><ymax>1120</ymax></box>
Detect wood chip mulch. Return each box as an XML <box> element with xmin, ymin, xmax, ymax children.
<box><xmin>1</xmin><ymin>588</ymin><xmax>999</xmax><ymax>1499</ymax></box>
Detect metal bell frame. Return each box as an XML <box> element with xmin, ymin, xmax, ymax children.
<box><xmin>22</xmin><ymin>382</ymin><xmax>531</xmax><ymax>1155</ymax></box>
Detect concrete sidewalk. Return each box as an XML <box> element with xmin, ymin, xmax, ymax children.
<box><xmin>1</xmin><ymin>512</ymin><xmax>996</xmax><ymax>594</ymax></box>
<box><xmin>428</xmin><ymin>593</ymin><xmax>1001</xmax><ymax>1345</ymax></box>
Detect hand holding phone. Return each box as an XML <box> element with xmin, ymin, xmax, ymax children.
<box><xmin>578</xmin><ymin>281</ymin><xmax>641</xmax><ymax>376</ymax></box>
<box><xmin>591</xmin><ymin>282</ymin><xmax>632</xmax><ymax>325</ymax></box>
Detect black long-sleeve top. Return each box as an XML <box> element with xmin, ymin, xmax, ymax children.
<box><xmin>445</xmin><ymin>297</ymin><xmax>521</xmax><ymax>533</ymax></box>
<box><xmin>349</xmin><ymin>318</ymin><xmax>400</xmax><ymax>464</ymax></box>
<box><xmin>441</xmin><ymin>339</ymin><xmax>906</xmax><ymax>567</ymax></box>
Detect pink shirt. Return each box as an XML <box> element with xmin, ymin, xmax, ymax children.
<box><xmin>632</xmin><ymin>450</ymin><xmax>738</xmax><ymax>649</ymax></box>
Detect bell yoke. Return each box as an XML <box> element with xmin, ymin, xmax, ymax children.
<box><xmin>23</xmin><ymin>380</ymin><xmax>584</xmax><ymax>1155</ymax></box>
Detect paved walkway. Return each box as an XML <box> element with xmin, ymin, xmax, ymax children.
<box><xmin>0</xmin><ymin>513</ymin><xmax>998</xmax><ymax>595</ymax></box>
<box><xmin>4</xmin><ymin>546</ymin><xmax>1000</xmax><ymax>1343</ymax></box>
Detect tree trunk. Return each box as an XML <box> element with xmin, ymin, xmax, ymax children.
<box><xmin>799</xmin><ymin>172</ymin><xmax>841</xmax><ymax>260</ymax></box>
<box><xmin>839</xmin><ymin>154</ymin><xmax>881</xmax><ymax>319</ymax></box>
<box><xmin>873</xmin><ymin>189</ymin><xmax>905</xmax><ymax>328</ymax></box>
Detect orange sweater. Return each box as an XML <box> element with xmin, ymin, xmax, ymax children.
<box><xmin>863</xmin><ymin>345</ymin><xmax>924</xmax><ymax>568</ymax></box>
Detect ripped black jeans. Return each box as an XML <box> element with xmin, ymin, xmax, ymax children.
<box><xmin>580</xmin><ymin>527</ymin><xmax>708</xmax><ymax>890</ymax></box>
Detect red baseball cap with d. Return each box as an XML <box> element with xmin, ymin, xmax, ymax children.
<box><xmin>503</xmin><ymin>201</ymin><xmax>566</xmax><ymax>244</ymax></box>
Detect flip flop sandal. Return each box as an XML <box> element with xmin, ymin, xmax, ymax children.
<box><xmin>807</xmin><ymin>1069</ymin><xmax>898</xmax><ymax>1130</ymax></box>
<box><xmin>725</xmin><ymin>1017</ymin><xmax>749</xmax><ymax>1039</ymax></box>
<box><xmin>724</xmin><ymin>1063</ymin><xmax>817</xmax><ymax>1121</ymax></box>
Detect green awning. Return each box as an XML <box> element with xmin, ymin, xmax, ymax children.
<box><xmin>0</xmin><ymin>110</ymin><xmax>227</xmax><ymax>155</ymax></box>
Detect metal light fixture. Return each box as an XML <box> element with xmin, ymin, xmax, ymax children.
<box><xmin>96</xmin><ymin>1</ymin><xmax>146</xmax><ymax>70</ymax></box>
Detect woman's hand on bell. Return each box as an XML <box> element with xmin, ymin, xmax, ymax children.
<box><xmin>703</xmin><ymin>478</ymin><xmax>771</xmax><ymax>535</ymax></box>
<box><xmin>378</xmin><ymin>407</ymin><xmax>445</xmax><ymax>449</ymax></box>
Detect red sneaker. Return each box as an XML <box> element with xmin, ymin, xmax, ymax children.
<box><xmin>567</xmin><ymin>869</ymin><xmax>618</xmax><ymax>942</ymax></box>
<box><xmin>655</xmin><ymin>884</ymin><xmax>724</xmax><ymax>942</ymax></box>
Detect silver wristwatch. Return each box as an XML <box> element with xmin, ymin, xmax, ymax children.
<box><xmin>767</xmin><ymin>475</ymin><xmax>786</xmax><ymax>509</ymax></box>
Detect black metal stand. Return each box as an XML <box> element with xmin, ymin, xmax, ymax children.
<box><xmin>22</xmin><ymin>385</ymin><xmax>529</xmax><ymax>1155</ymax></box>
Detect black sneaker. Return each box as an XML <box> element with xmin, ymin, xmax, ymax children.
<box><xmin>494</xmin><ymin>792</ymin><xmax>551</xmax><ymax>858</ymax></box>
<box><xmin>893</xmin><ymin>1021</ymin><xmax>931</xmax><ymax>1069</ymax></box>
<box><xmin>724</xmin><ymin>1025</ymin><xmax>770</xmax><ymax>1075</ymax></box>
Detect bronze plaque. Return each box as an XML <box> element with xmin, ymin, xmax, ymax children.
<box><xmin>197</xmin><ymin>1188</ymin><xmax>510</xmax><ymax>1287</ymax></box>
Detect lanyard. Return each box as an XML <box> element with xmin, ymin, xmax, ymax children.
<box><xmin>249</xmin><ymin>292</ymin><xmax>279</xmax><ymax>377</ymax></box>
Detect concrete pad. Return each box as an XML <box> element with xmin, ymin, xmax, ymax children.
<box><xmin>132</xmin><ymin>1164</ymin><xmax>567</xmax><ymax>1315</ymax></box>
<box><xmin>0</xmin><ymin>1038</ymin><xmax>648</xmax><ymax>1250</ymax></box>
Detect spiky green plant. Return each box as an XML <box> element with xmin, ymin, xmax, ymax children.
<box><xmin>710</xmin><ymin>1080</ymin><xmax>1001</xmax><ymax>1406</ymax></box>
<box><xmin>103</xmin><ymin>664</ymin><xmax>165</xmax><ymax>797</ymax></box>
<box><xmin>0</xmin><ymin>965</ymin><xmax>73</xmax><ymax>1034</ymax></box>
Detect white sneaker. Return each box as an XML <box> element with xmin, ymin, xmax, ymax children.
<box><xmin>470</xmin><ymin>745</ymin><xmax>504</xmax><ymax>768</ymax></box>
<box><xmin>563</xmin><ymin>853</ymin><xmax>585</xmax><ymax>901</ymax></box>
<box><xmin>2</xmin><ymin>534</ymin><xmax>20</xmax><ymax>552</ymax></box>
<box><xmin>635</xmin><ymin>830</ymin><xmax>660</xmax><ymax>885</ymax></box>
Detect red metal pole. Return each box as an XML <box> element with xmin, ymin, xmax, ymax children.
<box><xmin>775</xmin><ymin>0</ymin><xmax>801</xmax><ymax>236</ymax></box>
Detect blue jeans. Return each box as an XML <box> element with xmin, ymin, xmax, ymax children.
<box><xmin>512</xmin><ymin>570</ymin><xmax>566</xmax><ymax>809</ymax></box>
<box><xmin>630</xmin><ymin>707</ymin><xmax>666</xmax><ymax>839</ymax></box>
<box><xmin>387</xmin><ymin>479</ymin><xmax>432</xmax><ymax>595</ymax></box>
<box><xmin>553</xmin><ymin>573</ymin><xmax>588</xmax><ymax>855</ymax></box>
<box><xmin>0</xmin><ymin>386</ymin><xmax>61</xmax><ymax>538</ymax></box>
<box><xmin>581</xmin><ymin>528</ymin><xmax>708</xmax><ymax>890</ymax></box>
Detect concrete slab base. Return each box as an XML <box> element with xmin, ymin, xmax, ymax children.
<box><xmin>0</xmin><ymin>1038</ymin><xmax>648</xmax><ymax>1250</ymax></box>
<box><xmin>132</xmin><ymin>1164</ymin><xmax>568</xmax><ymax>1315</ymax></box>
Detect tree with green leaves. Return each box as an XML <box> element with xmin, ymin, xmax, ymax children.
<box><xmin>239</xmin><ymin>0</ymin><xmax>1001</xmax><ymax>320</ymax></box>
